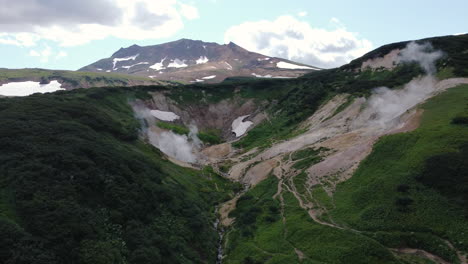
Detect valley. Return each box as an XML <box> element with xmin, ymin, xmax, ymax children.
<box><xmin>0</xmin><ymin>33</ymin><xmax>467</xmax><ymax>264</ymax></box>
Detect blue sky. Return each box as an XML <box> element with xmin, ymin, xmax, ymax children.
<box><xmin>1</xmin><ymin>0</ymin><xmax>466</xmax><ymax>70</ymax></box>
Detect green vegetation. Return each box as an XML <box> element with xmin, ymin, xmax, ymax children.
<box><xmin>225</xmin><ymin>176</ymin><xmax>400</xmax><ymax>264</ymax></box>
<box><xmin>0</xmin><ymin>68</ymin><xmax>165</xmax><ymax>88</ymax></box>
<box><xmin>198</xmin><ymin>129</ymin><xmax>223</xmax><ymax>145</ymax></box>
<box><xmin>330</xmin><ymin>85</ymin><xmax>468</xmax><ymax>261</ymax></box>
<box><xmin>0</xmin><ymin>86</ymin><xmax>236</xmax><ymax>264</ymax></box>
<box><xmin>157</xmin><ymin>121</ymin><xmax>190</xmax><ymax>135</ymax></box>
<box><xmin>157</xmin><ymin>121</ymin><xmax>222</xmax><ymax>145</ymax></box>
<box><xmin>291</xmin><ymin>147</ymin><xmax>328</xmax><ymax>170</ymax></box>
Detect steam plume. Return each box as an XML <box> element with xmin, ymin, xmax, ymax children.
<box><xmin>354</xmin><ymin>42</ymin><xmax>443</xmax><ymax>129</ymax></box>
<box><xmin>131</xmin><ymin>102</ymin><xmax>201</xmax><ymax>163</ymax></box>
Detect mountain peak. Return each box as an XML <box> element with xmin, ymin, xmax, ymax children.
<box><xmin>80</xmin><ymin>38</ymin><xmax>319</xmax><ymax>83</ymax></box>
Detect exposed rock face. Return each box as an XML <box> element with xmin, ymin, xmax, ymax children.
<box><xmin>360</xmin><ymin>49</ymin><xmax>401</xmax><ymax>71</ymax></box>
<box><xmin>80</xmin><ymin>39</ymin><xmax>320</xmax><ymax>83</ymax></box>
<box><xmin>146</xmin><ymin>91</ymin><xmax>267</xmax><ymax>140</ymax></box>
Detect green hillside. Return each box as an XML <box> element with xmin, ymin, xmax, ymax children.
<box><xmin>0</xmin><ymin>68</ymin><xmax>168</xmax><ymax>89</ymax></box>
<box><xmin>0</xmin><ymin>87</ymin><xmax>237</xmax><ymax>263</ymax></box>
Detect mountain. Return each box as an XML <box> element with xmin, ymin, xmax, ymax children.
<box><xmin>1</xmin><ymin>34</ymin><xmax>468</xmax><ymax>264</ymax></box>
<box><xmin>79</xmin><ymin>38</ymin><xmax>320</xmax><ymax>83</ymax></box>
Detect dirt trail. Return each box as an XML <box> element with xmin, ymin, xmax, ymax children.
<box><xmin>390</xmin><ymin>248</ymin><xmax>452</xmax><ymax>264</ymax></box>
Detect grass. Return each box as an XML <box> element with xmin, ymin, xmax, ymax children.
<box><xmin>436</xmin><ymin>67</ymin><xmax>455</xmax><ymax>80</ymax></box>
<box><xmin>157</xmin><ymin>121</ymin><xmax>223</xmax><ymax>145</ymax></box>
<box><xmin>291</xmin><ymin>147</ymin><xmax>328</xmax><ymax>170</ymax></box>
<box><xmin>311</xmin><ymin>185</ymin><xmax>334</xmax><ymax>210</ymax></box>
<box><xmin>157</xmin><ymin>121</ymin><xmax>190</xmax><ymax>135</ymax></box>
<box><xmin>224</xmin><ymin>175</ymin><xmax>400</xmax><ymax>264</ymax></box>
<box><xmin>0</xmin><ymin>68</ymin><xmax>166</xmax><ymax>89</ymax></box>
<box><xmin>330</xmin><ymin>85</ymin><xmax>468</xmax><ymax>259</ymax></box>
<box><xmin>198</xmin><ymin>129</ymin><xmax>223</xmax><ymax>145</ymax></box>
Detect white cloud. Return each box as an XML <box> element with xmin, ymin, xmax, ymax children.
<box><xmin>298</xmin><ymin>11</ymin><xmax>308</xmax><ymax>17</ymax></box>
<box><xmin>0</xmin><ymin>0</ymin><xmax>199</xmax><ymax>47</ymax></box>
<box><xmin>0</xmin><ymin>33</ymin><xmax>39</xmax><ymax>47</ymax></box>
<box><xmin>179</xmin><ymin>3</ymin><xmax>199</xmax><ymax>20</ymax></box>
<box><xmin>29</xmin><ymin>50</ymin><xmax>40</xmax><ymax>57</ymax></box>
<box><xmin>224</xmin><ymin>15</ymin><xmax>373</xmax><ymax>68</ymax></box>
<box><xmin>28</xmin><ymin>46</ymin><xmax>55</xmax><ymax>62</ymax></box>
<box><xmin>56</xmin><ymin>51</ymin><xmax>68</xmax><ymax>60</ymax></box>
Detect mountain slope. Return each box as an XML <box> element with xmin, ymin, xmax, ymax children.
<box><xmin>79</xmin><ymin>39</ymin><xmax>320</xmax><ymax>83</ymax></box>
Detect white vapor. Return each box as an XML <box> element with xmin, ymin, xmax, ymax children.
<box><xmin>354</xmin><ymin>42</ymin><xmax>443</xmax><ymax>129</ymax></box>
<box><xmin>397</xmin><ymin>42</ymin><xmax>443</xmax><ymax>74</ymax></box>
<box><xmin>148</xmin><ymin>128</ymin><xmax>199</xmax><ymax>163</ymax></box>
<box><xmin>131</xmin><ymin>102</ymin><xmax>201</xmax><ymax>163</ymax></box>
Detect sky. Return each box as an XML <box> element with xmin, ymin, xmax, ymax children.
<box><xmin>0</xmin><ymin>0</ymin><xmax>466</xmax><ymax>70</ymax></box>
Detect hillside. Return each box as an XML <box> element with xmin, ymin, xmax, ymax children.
<box><xmin>0</xmin><ymin>68</ymin><xmax>169</xmax><ymax>96</ymax></box>
<box><xmin>0</xmin><ymin>34</ymin><xmax>467</xmax><ymax>264</ymax></box>
<box><xmin>79</xmin><ymin>39</ymin><xmax>320</xmax><ymax>84</ymax></box>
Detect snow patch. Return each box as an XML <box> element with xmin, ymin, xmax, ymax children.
<box><xmin>168</xmin><ymin>59</ymin><xmax>188</xmax><ymax>68</ymax></box>
<box><xmin>224</xmin><ymin>62</ymin><xmax>233</xmax><ymax>70</ymax></box>
<box><xmin>150</xmin><ymin>57</ymin><xmax>167</xmax><ymax>71</ymax></box>
<box><xmin>190</xmin><ymin>79</ymin><xmax>205</xmax><ymax>83</ymax></box>
<box><xmin>196</xmin><ymin>56</ymin><xmax>209</xmax><ymax>64</ymax></box>
<box><xmin>113</xmin><ymin>54</ymin><xmax>139</xmax><ymax>70</ymax></box>
<box><xmin>0</xmin><ymin>80</ymin><xmax>65</xmax><ymax>97</ymax></box>
<box><xmin>276</xmin><ymin>61</ymin><xmax>315</xmax><ymax>70</ymax></box>
<box><xmin>232</xmin><ymin>115</ymin><xmax>253</xmax><ymax>137</ymax></box>
<box><xmin>150</xmin><ymin>110</ymin><xmax>180</xmax><ymax>121</ymax></box>
<box><xmin>106</xmin><ymin>70</ymin><xmax>111</xmax><ymax>72</ymax></box>
<box><xmin>97</xmin><ymin>68</ymin><xmax>103</xmax><ymax>71</ymax></box>
<box><xmin>252</xmin><ymin>73</ymin><xmax>272</xmax><ymax>78</ymax></box>
<box><xmin>122</xmin><ymin>62</ymin><xmax>149</xmax><ymax>70</ymax></box>
<box><xmin>202</xmin><ymin>75</ymin><xmax>216</xmax><ymax>80</ymax></box>
<box><xmin>257</xmin><ymin>57</ymin><xmax>270</xmax><ymax>61</ymax></box>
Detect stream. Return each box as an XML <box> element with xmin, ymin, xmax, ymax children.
<box><xmin>214</xmin><ymin>206</ymin><xmax>225</xmax><ymax>264</ymax></box>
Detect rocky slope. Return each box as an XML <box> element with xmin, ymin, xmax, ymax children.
<box><xmin>79</xmin><ymin>38</ymin><xmax>320</xmax><ymax>83</ymax></box>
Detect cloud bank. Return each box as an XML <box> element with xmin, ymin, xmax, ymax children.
<box><xmin>0</xmin><ymin>0</ymin><xmax>198</xmax><ymax>46</ymax></box>
<box><xmin>224</xmin><ymin>16</ymin><xmax>373</xmax><ymax>68</ymax></box>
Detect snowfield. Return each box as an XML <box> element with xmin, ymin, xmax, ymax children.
<box><xmin>0</xmin><ymin>80</ymin><xmax>65</xmax><ymax>97</ymax></box>
<box><xmin>224</xmin><ymin>62</ymin><xmax>233</xmax><ymax>70</ymax></box>
<box><xmin>113</xmin><ymin>54</ymin><xmax>139</xmax><ymax>70</ymax></box>
<box><xmin>276</xmin><ymin>61</ymin><xmax>315</xmax><ymax>70</ymax></box>
<box><xmin>150</xmin><ymin>58</ymin><xmax>167</xmax><ymax>71</ymax></box>
<box><xmin>168</xmin><ymin>59</ymin><xmax>188</xmax><ymax>68</ymax></box>
<box><xmin>196</xmin><ymin>56</ymin><xmax>209</xmax><ymax>64</ymax></box>
<box><xmin>202</xmin><ymin>75</ymin><xmax>216</xmax><ymax>80</ymax></box>
<box><xmin>252</xmin><ymin>73</ymin><xmax>272</xmax><ymax>78</ymax></box>
<box><xmin>150</xmin><ymin>110</ymin><xmax>180</xmax><ymax>121</ymax></box>
<box><xmin>232</xmin><ymin>115</ymin><xmax>253</xmax><ymax>137</ymax></box>
<box><xmin>121</xmin><ymin>62</ymin><xmax>149</xmax><ymax>70</ymax></box>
